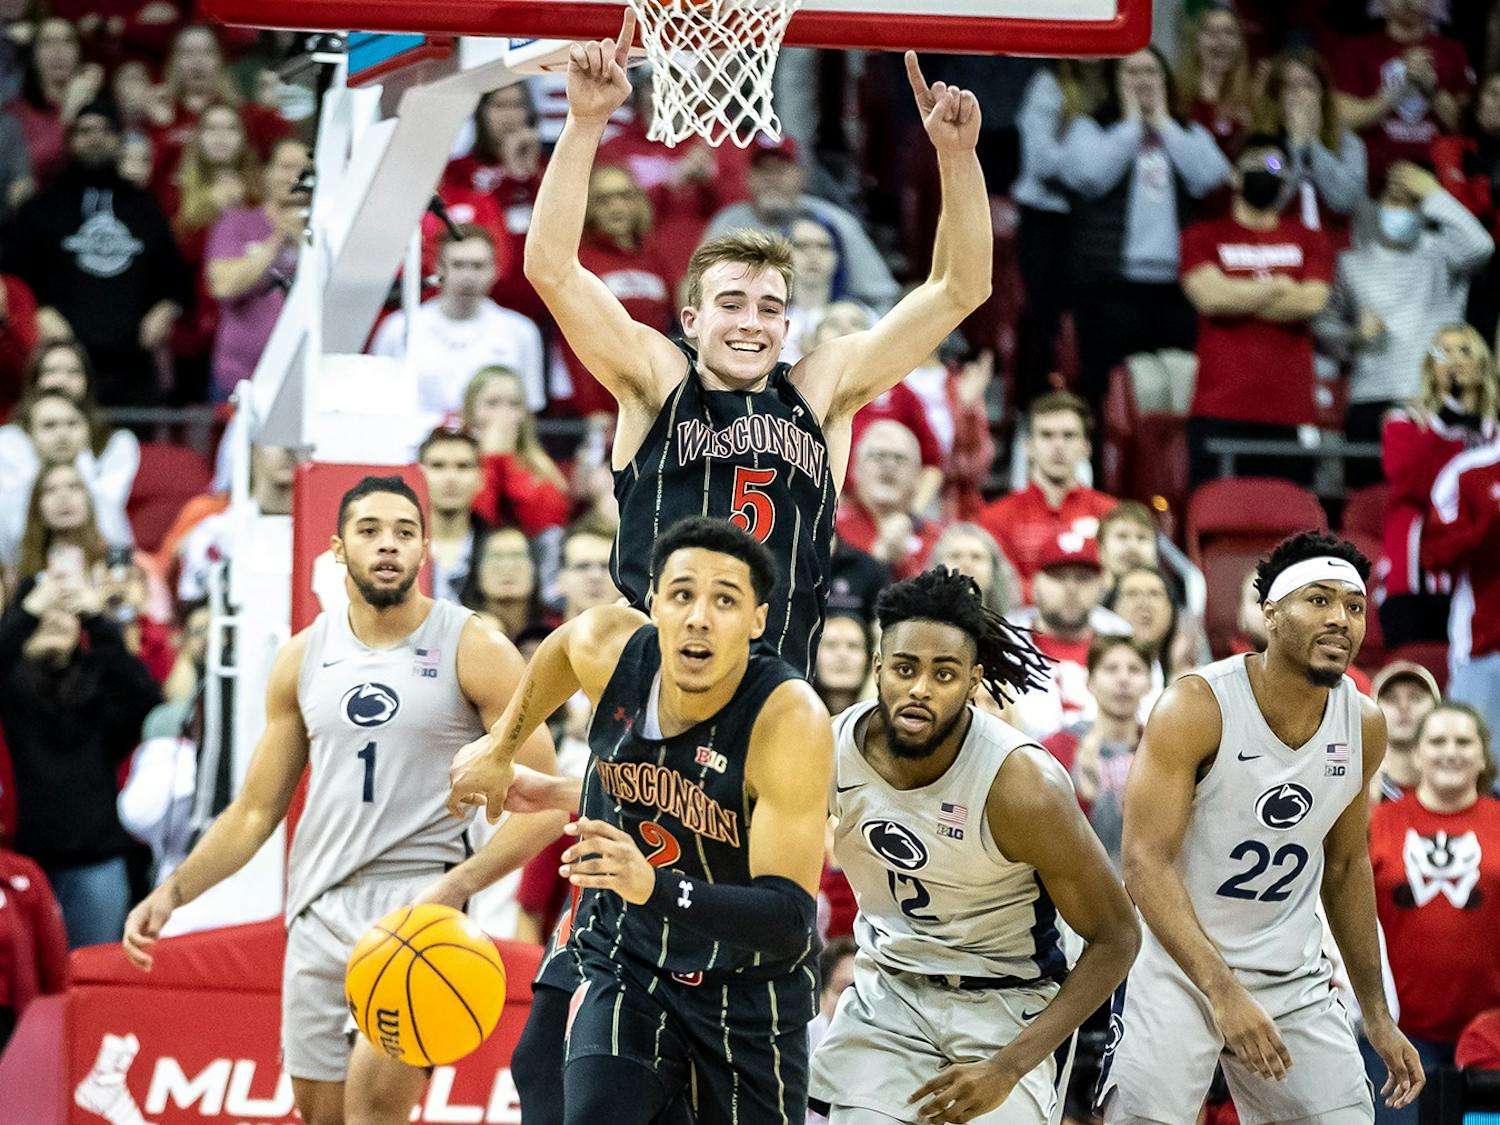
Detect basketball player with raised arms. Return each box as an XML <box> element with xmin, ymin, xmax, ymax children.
<box><xmin>1099</xmin><ymin>531</ymin><xmax>1425</xmax><ymax>1125</ymax></box>
<box><xmin>448</xmin><ymin>517</ymin><xmax>833</xmax><ymax>1125</ymax></box>
<box><xmin>525</xmin><ymin>10</ymin><xmax>991</xmax><ymax>680</ymax></box>
<box><xmin>811</xmin><ymin>567</ymin><xmax>1141</xmax><ymax>1125</ymax></box>
<box><xmin>121</xmin><ymin>476</ymin><xmax>564</xmax><ymax>1125</ymax></box>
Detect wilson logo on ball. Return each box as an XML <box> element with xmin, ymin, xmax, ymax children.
<box><xmin>1254</xmin><ymin>783</ymin><xmax>1314</xmax><ymax>831</ymax></box>
<box><xmin>861</xmin><ymin>820</ymin><xmax>929</xmax><ymax>871</ymax></box>
<box><xmin>342</xmin><ymin>683</ymin><xmax>400</xmax><ymax>727</ymax></box>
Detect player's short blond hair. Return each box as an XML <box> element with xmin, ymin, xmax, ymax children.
<box><xmin>684</xmin><ymin>230</ymin><xmax>795</xmax><ymax>309</ymax></box>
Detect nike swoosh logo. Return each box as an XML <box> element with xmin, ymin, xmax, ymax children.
<box><xmin>322</xmin><ymin>659</ymin><xmax>346</xmax><ymax>668</ymax></box>
<box><xmin>1022</xmin><ymin>1008</ymin><xmax>1043</xmax><ymax>1020</ymax></box>
<box><xmin>1237</xmin><ymin>750</ymin><xmax>1263</xmax><ymax>761</ymax></box>
<box><xmin>834</xmin><ymin>783</ymin><xmax>864</xmax><ymax>793</ymax></box>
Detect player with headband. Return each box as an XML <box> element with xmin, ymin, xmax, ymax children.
<box><xmin>1099</xmin><ymin>530</ymin><xmax>1424</xmax><ymax>1125</ymax></box>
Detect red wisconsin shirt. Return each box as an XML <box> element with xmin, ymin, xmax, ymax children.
<box><xmin>835</xmin><ymin>496</ymin><xmax>944</xmax><ymax>581</ymax></box>
<box><xmin>976</xmin><ymin>483</ymin><xmax>1116</xmax><ymax>597</ymax></box>
<box><xmin>1183</xmin><ymin>216</ymin><xmax>1332</xmax><ymax>427</ymax></box>
<box><xmin>0</xmin><ymin>850</ymin><xmax>70</xmax><ymax>1011</ymax></box>
<box><xmin>551</xmin><ymin>233</ymin><xmax>675</xmax><ymax>417</ymax></box>
<box><xmin>1332</xmin><ymin>31</ymin><xmax>1473</xmax><ymax>182</ymax></box>
<box><xmin>1371</xmin><ymin>794</ymin><xmax>1500</xmax><ymax>1044</ymax></box>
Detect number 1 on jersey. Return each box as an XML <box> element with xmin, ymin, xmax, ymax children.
<box><xmin>729</xmin><ymin>466</ymin><xmax>778</xmax><ymax>543</ymax></box>
<box><xmin>357</xmin><ymin>741</ymin><xmax>376</xmax><ymax>802</ymax></box>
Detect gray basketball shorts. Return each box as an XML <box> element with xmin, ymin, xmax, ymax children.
<box><xmin>1097</xmin><ymin>942</ymin><xmax>1374</xmax><ymax>1125</ymax></box>
<box><xmin>810</xmin><ymin>951</ymin><xmax>1063</xmax><ymax>1125</ymax></box>
<box><xmin>281</xmin><ymin>865</ymin><xmax>446</xmax><ymax>1082</ymax></box>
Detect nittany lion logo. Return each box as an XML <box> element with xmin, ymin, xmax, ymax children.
<box><xmin>861</xmin><ymin>820</ymin><xmax>929</xmax><ymax>871</ymax></box>
<box><xmin>342</xmin><ymin>683</ymin><xmax>400</xmax><ymax>727</ymax></box>
<box><xmin>1254</xmin><ymin>783</ymin><xmax>1313</xmax><ymax>831</ymax></box>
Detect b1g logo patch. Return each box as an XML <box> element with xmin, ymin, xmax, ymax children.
<box><xmin>342</xmin><ymin>683</ymin><xmax>401</xmax><ymax>727</ymax></box>
<box><xmin>861</xmin><ymin>820</ymin><xmax>929</xmax><ymax>871</ymax></box>
<box><xmin>1254</xmin><ymin>783</ymin><xmax>1313</xmax><ymax>831</ymax></box>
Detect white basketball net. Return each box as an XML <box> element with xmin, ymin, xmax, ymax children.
<box><xmin>626</xmin><ymin>0</ymin><xmax>801</xmax><ymax>148</ymax></box>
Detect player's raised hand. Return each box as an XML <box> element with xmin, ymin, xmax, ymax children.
<box><xmin>122</xmin><ymin>882</ymin><xmax>180</xmax><ymax>972</ymax></box>
<box><xmin>1211</xmin><ymin>983</ymin><xmax>1292</xmax><ymax>1081</ymax></box>
<box><xmin>905</xmin><ymin>51</ymin><xmax>980</xmax><ymax>155</ymax></box>
<box><xmin>910</xmin><ymin>1057</ymin><xmax>1020</xmax><ymax>1123</ymax></box>
<box><xmin>1365</xmin><ymin>1015</ymin><xmax>1425</xmax><ymax>1109</ymax></box>
<box><xmin>560</xmin><ymin>817</ymin><xmax>655</xmax><ymax>905</ymax></box>
<box><xmin>566</xmin><ymin>9</ymin><xmax>635</xmax><ymax>126</ymax></box>
<box><xmin>446</xmin><ymin>734</ymin><xmax>514</xmax><ymax>824</ymax></box>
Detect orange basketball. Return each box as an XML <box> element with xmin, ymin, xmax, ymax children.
<box><xmin>345</xmin><ymin>903</ymin><xmax>507</xmax><ymax>1067</ymax></box>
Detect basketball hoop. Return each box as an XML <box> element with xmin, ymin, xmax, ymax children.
<box><xmin>627</xmin><ymin>0</ymin><xmax>801</xmax><ymax>148</ymax></box>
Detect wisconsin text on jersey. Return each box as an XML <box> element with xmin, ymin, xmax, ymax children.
<box><xmin>675</xmin><ymin>416</ymin><xmax>827</xmax><ymax>483</ymax></box>
<box><xmin>594</xmin><ymin>759</ymin><xmax>742</xmax><ymax>847</ymax></box>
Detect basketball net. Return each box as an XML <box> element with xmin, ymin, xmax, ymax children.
<box><xmin>628</xmin><ymin>0</ymin><xmax>801</xmax><ymax>148</ymax></box>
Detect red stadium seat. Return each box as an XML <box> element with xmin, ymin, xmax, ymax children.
<box><xmin>1186</xmin><ymin>478</ymin><xmax>1328</xmax><ymax>658</ymax></box>
<box><xmin>127</xmin><ymin>443</ymin><xmax>214</xmax><ymax>553</ymax></box>
<box><xmin>1100</xmin><ymin>365</ymin><xmax>1190</xmax><ymax>525</ymax></box>
<box><xmin>1342</xmin><ymin>483</ymin><xmax>1388</xmax><ymax>541</ymax></box>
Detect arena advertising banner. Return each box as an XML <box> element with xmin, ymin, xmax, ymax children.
<box><xmin>1</xmin><ymin>923</ymin><xmax>540</xmax><ymax>1125</ymax></box>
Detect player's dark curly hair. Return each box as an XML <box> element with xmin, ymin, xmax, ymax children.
<box><xmin>1253</xmin><ymin>530</ymin><xmax>1372</xmax><ymax>604</ymax></box>
<box><xmin>651</xmin><ymin>516</ymin><xmax>779</xmax><ymax>605</ymax></box>
<box><xmin>337</xmin><ymin>475</ymin><xmax>425</xmax><ymax>535</ymax></box>
<box><xmin>875</xmin><ymin>566</ymin><xmax>1052</xmax><ymax>704</ymax></box>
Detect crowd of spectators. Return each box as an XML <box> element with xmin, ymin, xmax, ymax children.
<box><xmin>0</xmin><ymin>1</ymin><xmax>1497</xmax><ymax>1111</ymax></box>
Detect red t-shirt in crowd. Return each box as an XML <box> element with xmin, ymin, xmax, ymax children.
<box><xmin>976</xmin><ymin>483</ymin><xmax>1116</xmax><ymax>597</ymax></box>
<box><xmin>551</xmin><ymin>232</ymin><xmax>675</xmax><ymax>417</ymax></box>
<box><xmin>1331</xmin><ymin>31</ymin><xmax>1473</xmax><ymax>182</ymax></box>
<box><xmin>1370</xmin><ymin>793</ymin><xmax>1500</xmax><ymax>1044</ymax></box>
<box><xmin>834</xmin><ymin>496</ymin><xmax>944</xmax><ymax>581</ymax></box>
<box><xmin>0</xmin><ymin>849</ymin><xmax>69</xmax><ymax>1011</ymax></box>
<box><xmin>1182</xmin><ymin>215</ymin><xmax>1332</xmax><ymax>428</ymax></box>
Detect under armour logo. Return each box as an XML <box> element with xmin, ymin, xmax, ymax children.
<box><xmin>677</xmin><ymin>880</ymin><xmax>693</xmax><ymax>909</ymax></box>
<box><xmin>614</xmin><ymin>705</ymin><xmax>635</xmax><ymax>732</ymax></box>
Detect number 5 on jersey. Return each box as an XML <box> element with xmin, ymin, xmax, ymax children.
<box><xmin>729</xmin><ymin>466</ymin><xmax>777</xmax><ymax>543</ymax></box>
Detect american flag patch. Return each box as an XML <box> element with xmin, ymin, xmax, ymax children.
<box><xmin>1325</xmin><ymin>742</ymin><xmax>1349</xmax><ymax>764</ymax></box>
<box><xmin>938</xmin><ymin>802</ymin><xmax>968</xmax><ymax>829</ymax></box>
<box><xmin>413</xmin><ymin>647</ymin><xmax>441</xmax><ymax>677</ymax></box>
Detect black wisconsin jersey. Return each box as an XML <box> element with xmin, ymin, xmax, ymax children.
<box><xmin>570</xmin><ymin>625</ymin><xmax>813</xmax><ymax>981</ymax></box>
<box><xmin>611</xmin><ymin>347</ymin><xmax>836</xmax><ymax>678</ymax></box>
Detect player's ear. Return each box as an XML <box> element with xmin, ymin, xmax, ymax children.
<box><xmin>968</xmin><ymin>663</ymin><xmax>983</xmax><ymax>701</ymax></box>
<box><xmin>329</xmin><ymin>533</ymin><xmax>346</xmax><ymax>565</ymax></box>
<box><xmin>750</xmin><ymin>601</ymin><xmax>768</xmax><ymax>640</ymax></box>
<box><xmin>680</xmin><ymin>305</ymin><xmax>699</xmax><ymax>340</ymax></box>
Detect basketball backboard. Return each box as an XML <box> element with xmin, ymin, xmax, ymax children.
<box><xmin>206</xmin><ymin>0</ymin><xmax>1150</xmax><ymax>57</ymax></box>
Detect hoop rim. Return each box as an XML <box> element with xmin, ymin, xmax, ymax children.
<box><xmin>203</xmin><ymin>0</ymin><xmax>1151</xmax><ymax>57</ymax></box>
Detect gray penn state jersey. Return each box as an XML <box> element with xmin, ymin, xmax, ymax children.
<box><xmin>1173</xmin><ymin>654</ymin><xmax>1364</xmax><ymax>976</ymax></box>
<box><xmin>286</xmin><ymin>599</ymin><xmax>483</xmax><ymax>922</ymax></box>
<box><xmin>830</xmin><ymin>700</ymin><xmax>1066</xmax><ymax>982</ymax></box>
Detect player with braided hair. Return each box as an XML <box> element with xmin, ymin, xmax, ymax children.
<box><xmin>809</xmin><ymin>566</ymin><xmax>1141</xmax><ymax>1125</ymax></box>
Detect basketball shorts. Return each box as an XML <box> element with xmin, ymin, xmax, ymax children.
<box><xmin>282</xmin><ymin>863</ymin><xmax>447</xmax><ymax>1081</ymax></box>
<box><xmin>1097</xmin><ymin>940</ymin><xmax>1374</xmax><ymax>1125</ymax></box>
<box><xmin>564</xmin><ymin>944</ymin><xmax>818</xmax><ymax>1125</ymax></box>
<box><xmin>810</xmin><ymin>951</ymin><xmax>1064</xmax><ymax>1125</ymax></box>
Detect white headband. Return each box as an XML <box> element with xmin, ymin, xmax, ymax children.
<box><xmin>1266</xmin><ymin>557</ymin><xmax>1367</xmax><ymax>604</ymax></box>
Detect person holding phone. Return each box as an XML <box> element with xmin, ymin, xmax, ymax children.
<box><xmin>0</xmin><ymin>522</ymin><xmax>161</xmax><ymax>946</ymax></box>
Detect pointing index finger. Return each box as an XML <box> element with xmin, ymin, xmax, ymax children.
<box><xmin>613</xmin><ymin>8</ymin><xmax>636</xmax><ymax>67</ymax></box>
<box><xmin>904</xmin><ymin>50</ymin><xmax>931</xmax><ymax>104</ymax></box>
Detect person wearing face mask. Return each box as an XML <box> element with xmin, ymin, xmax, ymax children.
<box><xmin>1378</xmin><ymin>324</ymin><xmax>1498</xmax><ymax>648</ymax></box>
<box><xmin>1314</xmin><ymin>162</ymin><xmax>1492</xmax><ymax>483</ymax></box>
<box><xmin>1181</xmin><ymin>136</ymin><xmax>1333</xmax><ymax>488</ymax></box>
<box><xmin>0</xmin><ymin>96</ymin><xmax>185</xmax><ymax>408</ymax></box>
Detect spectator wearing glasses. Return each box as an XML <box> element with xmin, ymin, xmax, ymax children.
<box><xmin>1378</xmin><ymin>324</ymin><xmax>1497</xmax><ymax>648</ymax></box>
<box><xmin>460</xmin><ymin>527</ymin><xmax>547</xmax><ymax>643</ymax></box>
<box><xmin>782</xmin><ymin>213</ymin><xmax>870</xmax><ymax>364</ymax></box>
<box><xmin>1182</xmin><ymin>134</ymin><xmax>1333</xmax><ymax>488</ymax></box>
<box><xmin>835</xmin><ymin>420</ymin><xmax>945</xmax><ymax>582</ymax></box>
<box><xmin>1368</xmin><ymin>703</ymin><xmax>1500</xmax><ymax>1123</ymax></box>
